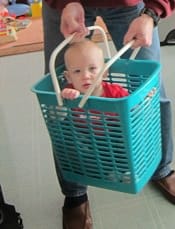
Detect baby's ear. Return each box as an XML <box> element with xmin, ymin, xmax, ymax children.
<box><xmin>103</xmin><ymin>70</ymin><xmax>109</xmax><ymax>80</ymax></box>
<box><xmin>64</xmin><ymin>70</ymin><xmax>72</xmax><ymax>83</ymax></box>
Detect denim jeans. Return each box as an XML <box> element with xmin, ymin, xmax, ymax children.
<box><xmin>42</xmin><ymin>1</ymin><xmax>173</xmax><ymax>197</ymax></box>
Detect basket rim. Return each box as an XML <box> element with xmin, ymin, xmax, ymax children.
<box><xmin>31</xmin><ymin>59</ymin><xmax>161</xmax><ymax>102</ymax></box>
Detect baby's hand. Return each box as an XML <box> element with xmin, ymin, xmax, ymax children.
<box><xmin>61</xmin><ymin>88</ymin><xmax>80</xmax><ymax>99</ymax></box>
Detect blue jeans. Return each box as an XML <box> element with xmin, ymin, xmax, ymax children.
<box><xmin>42</xmin><ymin>1</ymin><xmax>174</xmax><ymax>197</ymax></box>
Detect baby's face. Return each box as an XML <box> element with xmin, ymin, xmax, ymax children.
<box><xmin>65</xmin><ymin>42</ymin><xmax>104</xmax><ymax>94</ymax></box>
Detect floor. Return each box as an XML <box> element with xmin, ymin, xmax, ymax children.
<box><xmin>0</xmin><ymin>44</ymin><xmax>175</xmax><ymax>229</ymax></box>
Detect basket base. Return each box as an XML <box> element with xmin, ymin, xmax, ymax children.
<box><xmin>62</xmin><ymin>153</ymin><xmax>161</xmax><ymax>194</ymax></box>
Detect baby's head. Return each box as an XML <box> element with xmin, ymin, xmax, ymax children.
<box><xmin>64</xmin><ymin>39</ymin><xmax>106</xmax><ymax>95</ymax></box>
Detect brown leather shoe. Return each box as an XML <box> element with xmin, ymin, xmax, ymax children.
<box><xmin>152</xmin><ymin>170</ymin><xmax>175</xmax><ymax>204</ymax></box>
<box><xmin>62</xmin><ymin>201</ymin><xmax>93</xmax><ymax>229</ymax></box>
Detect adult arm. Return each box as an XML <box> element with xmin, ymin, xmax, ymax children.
<box><xmin>44</xmin><ymin>0</ymin><xmax>175</xmax><ymax>47</ymax></box>
<box><xmin>144</xmin><ymin>0</ymin><xmax>175</xmax><ymax>17</ymax></box>
<box><xmin>124</xmin><ymin>0</ymin><xmax>175</xmax><ymax>47</ymax></box>
<box><xmin>44</xmin><ymin>0</ymin><xmax>175</xmax><ymax>18</ymax></box>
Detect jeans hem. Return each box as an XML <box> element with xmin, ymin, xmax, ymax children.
<box><xmin>151</xmin><ymin>166</ymin><xmax>172</xmax><ymax>180</ymax></box>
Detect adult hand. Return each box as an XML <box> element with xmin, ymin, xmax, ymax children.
<box><xmin>124</xmin><ymin>14</ymin><xmax>154</xmax><ymax>48</ymax></box>
<box><xmin>60</xmin><ymin>2</ymin><xmax>89</xmax><ymax>40</ymax></box>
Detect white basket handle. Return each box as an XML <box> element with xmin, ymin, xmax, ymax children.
<box><xmin>49</xmin><ymin>26</ymin><xmax>140</xmax><ymax>107</ymax></box>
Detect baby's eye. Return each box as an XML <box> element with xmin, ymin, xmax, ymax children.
<box><xmin>73</xmin><ymin>69</ymin><xmax>81</xmax><ymax>74</ymax></box>
<box><xmin>89</xmin><ymin>66</ymin><xmax>97</xmax><ymax>72</ymax></box>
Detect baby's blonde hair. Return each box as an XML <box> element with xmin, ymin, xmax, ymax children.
<box><xmin>64</xmin><ymin>39</ymin><xmax>104</xmax><ymax>69</ymax></box>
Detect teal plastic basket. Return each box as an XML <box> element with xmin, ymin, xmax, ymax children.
<box><xmin>32</xmin><ymin>26</ymin><xmax>161</xmax><ymax>194</ymax></box>
<box><xmin>32</xmin><ymin>57</ymin><xmax>161</xmax><ymax>194</ymax></box>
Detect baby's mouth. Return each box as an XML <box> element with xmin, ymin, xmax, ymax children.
<box><xmin>83</xmin><ymin>83</ymin><xmax>91</xmax><ymax>89</ymax></box>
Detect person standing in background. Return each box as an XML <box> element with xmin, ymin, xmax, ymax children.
<box><xmin>42</xmin><ymin>1</ymin><xmax>175</xmax><ymax>228</ymax></box>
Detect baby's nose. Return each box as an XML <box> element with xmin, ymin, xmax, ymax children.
<box><xmin>83</xmin><ymin>70</ymin><xmax>91</xmax><ymax>79</ymax></box>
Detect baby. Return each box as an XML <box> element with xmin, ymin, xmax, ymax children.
<box><xmin>61</xmin><ymin>39</ymin><xmax>129</xmax><ymax>99</ymax></box>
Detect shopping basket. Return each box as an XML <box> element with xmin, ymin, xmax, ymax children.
<box><xmin>31</xmin><ymin>26</ymin><xmax>161</xmax><ymax>194</ymax></box>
